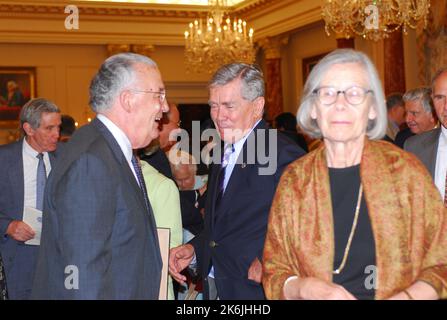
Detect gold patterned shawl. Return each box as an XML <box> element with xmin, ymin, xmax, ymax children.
<box><xmin>262</xmin><ymin>139</ymin><xmax>447</xmax><ymax>300</ymax></box>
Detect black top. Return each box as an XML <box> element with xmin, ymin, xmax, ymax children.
<box><xmin>329</xmin><ymin>164</ymin><xmax>376</xmax><ymax>300</ymax></box>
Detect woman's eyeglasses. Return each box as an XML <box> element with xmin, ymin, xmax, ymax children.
<box><xmin>313</xmin><ymin>86</ymin><xmax>373</xmax><ymax>106</ymax></box>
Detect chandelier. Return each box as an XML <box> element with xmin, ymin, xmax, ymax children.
<box><xmin>184</xmin><ymin>0</ymin><xmax>255</xmax><ymax>74</ymax></box>
<box><xmin>322</xmin><ymin>0</ymin><xmax>430</xmax><ymax>41</ymax></box>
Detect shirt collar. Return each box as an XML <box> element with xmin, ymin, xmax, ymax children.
<box><xmin>440</xmin><ymin>125</ymin><xmax>447</xmax><ymax>147</ymax></box>
<box><xmin>23</xmin><ymin>136</ymin><xmax>41</xmax><ymax>158</ymax></box>
<box><xmin>97</xmin><ymin>114</ymin><xmax>133</xmax><ymax>163</ymax></box>
<box><xmin>229</xmin><ymin>119</ymin><xmax>262</xmax><ymax>156</ymax></box>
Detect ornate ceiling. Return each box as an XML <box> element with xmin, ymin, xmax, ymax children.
<box><xmin>0</xmin><ymin>0</ymin><xmax>322</xmax><ymax>45</ymax></box>
<box><xmin>79</xmin><ymin>0</ymin><xmax>246</xmax><ymax>5</ymax></box>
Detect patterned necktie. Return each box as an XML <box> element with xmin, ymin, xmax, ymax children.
<box><xmin>215</xmin><ymin>144</ymin><xmax>234</xmax><ymax>207</ymax></box>
<box><xmin>131</xmin><ymin>155</ymin><xmax>151</xmax><ymax>213</ymax></box>
<box><xmin>36</xmin><ymin>153</ymin><xmax>47</xmax><ymax>211</ymax></box>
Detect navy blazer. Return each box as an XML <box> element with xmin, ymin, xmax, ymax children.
<box><xmin>191</xmin><ymin>120</ymin><xmax>306</xmax><ymax>299</ymax></box>
<box><xmin>31</xmin><ymin>118</ymin><xmax>162</xmax><ymax>299</ymax></box>
<box><xmin>0</xmin><ymin>139</ymin><xmax>56</xmax><ymax>299</ymax></box>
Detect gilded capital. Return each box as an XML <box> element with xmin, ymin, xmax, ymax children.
<box><xmin>258</xmin><ymin>36</ymin><xmax>289</xmax><ymax>60</ymax></box>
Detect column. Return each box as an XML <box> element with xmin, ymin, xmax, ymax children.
<box><xmin>259</xmin><ymin>36</ymin><xmax>288</xmax><ymax>122</ymax></box>
<box><xmin>384</xmin><ymin>29</ymin><xmax>406</xmax><ymax>95</ymax></box>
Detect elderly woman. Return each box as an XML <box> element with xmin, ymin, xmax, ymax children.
<box><xmin>262</xmin><ymin>49</ymin><xmax>447</xmax><ymax>300</ymax></box>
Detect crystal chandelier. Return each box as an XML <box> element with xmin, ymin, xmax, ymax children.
<box><xmin>322</xmin><ymin>0</ymin><xmax>430</xmax><ymax>41</ymax></box>
<box><xmin>184</xmin><ymin>0</ymin><xmax>255</xmax><ymax>74</ymax></box>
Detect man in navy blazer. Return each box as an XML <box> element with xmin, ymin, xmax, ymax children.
<box><xmin>169</xmin><ymin>63</ymin><xmax>306</xmax><ymax>299</ymax></box>
<box><xmin>0</xmin><ymin>98</ymin><xmax>61</xmax><ymax>299</ymax></box>
<box><xmin>31</xmin><ymin>53</ymin><xmax>167</xmax><ymax>299</ymax></box>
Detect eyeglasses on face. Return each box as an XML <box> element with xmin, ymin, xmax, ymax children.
<box><xmin>313</xmin><ymin>86</ymin><xmax>373</xmax><ymax>106</ymax></box>
<box><xmin>130</xmin><ymin>89</ymin><xmax>166</xmax><ymax>103</ymax></box>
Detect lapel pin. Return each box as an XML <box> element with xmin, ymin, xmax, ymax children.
<box><xmin>241</xmin><ymin>163</ymin><xmax>247</xmax><ymax>168</ymax></box>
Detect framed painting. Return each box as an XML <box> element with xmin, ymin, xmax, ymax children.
<box><xmin>0</xmin><ymin>67</ymin><xmax>36</xmax><ymax>127</ymax></box>
<box><xmin>302</xmin><ymin>52</ymin><xmax>329</xmax><ymax>84</ymax></box>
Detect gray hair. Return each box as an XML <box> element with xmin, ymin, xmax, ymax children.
<box><xmin>403</xmin><ymin>87</ymin><xmax>434</xmax><ymax>114</ymax></box>
<box><xmin>20</xmin><ymin>98</ymin><xmax>60</xmax><ymax>132</ymax></box>
<box><xmin>431</xmin><ymin>67</ymin><xmax>447</xmax><ymax>89</ymax></box>
<box><xmin>297</xmin><ymin>49</ymin><xmax>387</xmax><ymax>140</ymax></box>
<box><xmin>89</xmin><ymin>52</ymin><xmax>157</xmax><ymax>113</ymax></box>
<box><xmin>168</xmin><ymin>149</ymin><xmax>197</xmax><ymax>172</ymax></box>
<box><xmin>208</xmin><ymin>63</ymin><xmax>265</xmax><ymax>101</ymax></box>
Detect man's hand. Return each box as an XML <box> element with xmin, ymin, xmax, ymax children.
<box><xmin>168</xmin><ymin>244</ymin><xmax>195</xmax><ymax>285</ymax></box>
<box><xmin>248</xmin><ymin>257</ymin><xmax>263</xmax><ymax>283</ymax></box>
<box><xmin>6</xmin><ymin>220</ymin><xmax>35</xmax><ymax>242</ymax></box>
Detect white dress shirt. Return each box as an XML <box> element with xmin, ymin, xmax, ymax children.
<box><xmin>97</xmin><ymin>114</ymin><xmax>139</xmax><ymax>184</ymax></box>
<box><xmin>222</xmin><ymin>119</ymin><xmax>261</xmax><ymax>191</ymax></box>
<box><xmin>22</xmin><ymin>137</ymin><xmax>51</xmax><ymax>213</ymax></box>
<box><xmin>434</xmin><ymin>125</ymin><xmax>447</xmax><ymax>201</ymax></box>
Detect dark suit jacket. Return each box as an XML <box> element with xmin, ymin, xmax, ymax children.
<box><xmin>0</xmin><ymin>139</ymin><xmax>56</xmax><ymax>299</ymax></box>
<box><xmin>394</xmin><ymin>127</ymin><xmax>414</xmax><ymax>149</ymax></box>
<box><xmin>404</xmin><ymin>127</ymin><xmax>441</xmax><ymax>179</ymax></box>
<box><xmin>191</xmin><ymin>120</ymin><xmax>306</xmax><ymax>299</ymax></box>
<box><xmin>31</xmin><ymin>118</ymin><xmax>162</xmax><ymax>299</ymax></box>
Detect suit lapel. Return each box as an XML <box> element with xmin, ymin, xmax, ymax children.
<box><xmin>8</xmin><ymin>140</ymin><xmax>24</xmax><ymax>219</ymax></box>
<box><xmin>427</xmin><ymin>129</ymin><xmax>441</xmax><ymax>178</ymax></box>
<box><xmin>92</xmin><ymin>119</ymin><xmax>147</xmax><ymax>216</ymax></box>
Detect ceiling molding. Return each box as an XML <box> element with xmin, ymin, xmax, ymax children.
<box><xmin>0</xmin><ymin>0</ymin><xmax>324</xmax><ymax>46</ymax></box>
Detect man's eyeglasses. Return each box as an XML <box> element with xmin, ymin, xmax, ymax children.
<box><xmin>313</xmin><ymin>86</ymin><xmax>373</xmax><ymax>106</ymax></box>
<box><xmin>131</xmin><ymin>89</ymin><xmax>166</xmax><ymax>103</ymax></box>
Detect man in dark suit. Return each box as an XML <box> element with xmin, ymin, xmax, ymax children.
<box><xmin>31</xmin><ymin>53</ymin><xmax>167</xmax><ymax>299</ymax></box>
<box><xmin>169</xmin><ymin>63</ymin><xmax>306</xmax><ymax>299</ymax></box>
<box><xmin>405</xmin><ymin>68</ymin><xmax>447</xmax><ymax>205</ymax></box>
<box><xmin>0</xmin><ymin>98</ymin><xmax>61</xmax><ymax>299</ymax></box>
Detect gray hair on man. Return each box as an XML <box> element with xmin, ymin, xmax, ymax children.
<box><xmin>208</xmin><ymin>63</ymin><xmax>265</xmax><ymax>102</ymax></box>
<box><xmin>403</xmin><ymin>87</ymin><xmax>434</xmax><ymax>114</ymax></box>
<box><xmin>168</xmin><ymin>149</ymin><xmax>197</xmax><ymax>173</ymax></box>
<box><xmin>297</xmin><ymin>49</ymin><xmax>387</xmax><ymax>140</ymax></box>
<box><xmin>20</xmin><ymin>98</ymin><xmax>60</xmax><ymax>132</ymax></box>
<box><xmin>89</xmin><ymin>52</ymin><xmax>157</xmax><ymax>113</ymax></box>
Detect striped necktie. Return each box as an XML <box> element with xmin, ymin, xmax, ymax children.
<box><xmin>215</xmin><ymin>144</ymin><xmax>234</xmax><ymax>208</ymax></box>
<box><xmin>131</xmin><ymin>156</ymin><xmax>151</xmax><ymax>213</ymax></box>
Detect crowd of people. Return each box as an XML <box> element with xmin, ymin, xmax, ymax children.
<box><xmin>0</xmin><ymin>48</ymin><xmax>446</xmax><ymax>300</ymax></box>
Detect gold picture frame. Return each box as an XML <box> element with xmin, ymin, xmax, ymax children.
<box><xmin>0</xmin><ymin>67</ymin><xmax>36</xmax><ymax>127</ymax></box>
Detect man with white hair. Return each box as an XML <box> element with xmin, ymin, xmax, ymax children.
<box><xmin>32</xmin><ymin>53</ymin><xmax>168</xmax><ymax>299</ymax></box>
